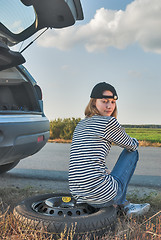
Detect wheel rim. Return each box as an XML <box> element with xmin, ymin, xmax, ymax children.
<box><xmin>32</xmin><ymin>195</ymin><xmax>97</xmax><ymax>217</ymax></box>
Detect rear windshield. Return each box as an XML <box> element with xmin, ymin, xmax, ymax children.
<box><xmin>0</xmin><ymin>0</ymin><xmax>35</xmax><ymax>34</ymax></box>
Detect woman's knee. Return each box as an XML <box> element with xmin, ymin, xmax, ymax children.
<box><xmin>131</xmin><ymin>149</ymin><xmax>139</xmax><ymax>162</ymax></box>
<box><xmin>122</xmin><ymin>149</ymin><xmax>139</xmax><ymax>164</ymax></box>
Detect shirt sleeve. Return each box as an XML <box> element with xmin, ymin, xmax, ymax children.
<box><xmin>104</xmin><ymin>117</ymin><xmax>139</xmax><ymax>152</ymax></box>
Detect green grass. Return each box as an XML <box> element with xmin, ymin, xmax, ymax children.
<box><xmin>125</xmin><ymin>128</ymin><xmax>161</xmax><ymax>143</ymax></box>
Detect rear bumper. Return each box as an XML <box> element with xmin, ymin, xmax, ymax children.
<box><xmin>0</xmin><ymin>114</ymin><xmax>50</xmax><ymax>165</ymax></box>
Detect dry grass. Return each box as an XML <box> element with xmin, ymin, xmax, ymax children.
<box><xmin>0</xmin><ymin>209</ymin><xmax>53</xmax><ymax>239</ymax></box>
<box><xmin>139</xmin><ymin>141</ymin><xmax>161</xmax><ymax>147</ymax></box>
<box><xmin>112</xmin><ymin>210</ymin><xmax>161</xmax><ymax>240</ymax></box>
<box><xmin>0</xmin><ymin>206</ymin><xmax>160</xmax><ymax>239</ymax></box>
<box><xmin>48</xmin><ymin>139</ymin><xmax>161</xmax><ymax>147</ymax></box>
<box><xmin>48</xmin><ymin>139</ymin><xmax>72</xmax><ymax>143</ymax></box>
<box><xmin>0</xmin><ymin>187</ymin><xmax>161</xmax><ymax>240</ymax></box>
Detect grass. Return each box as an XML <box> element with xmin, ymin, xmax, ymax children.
<box><xmin>0</xmin><ymin>187</ymin><xmax>161</xmax><ymax>239</ymax></box>
<box><xmin>113</xmin><ymin>211</ymin><xmax>161</xmax><ymax>240</ymax></box>
<box><xmin>125</xmin><ymin>128</ymin><xmax>161</xmax><ymax>144</ymax></box>
<box><xmin>48</xmin><ymin>128</ymin><xmax>161</xmax><ymax>146</ymax></box>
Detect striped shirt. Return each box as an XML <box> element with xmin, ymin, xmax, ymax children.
<box><xmin>69</xmin><ymin>115</ymin><xmax>138</xmax><ymax>205</ymax></box>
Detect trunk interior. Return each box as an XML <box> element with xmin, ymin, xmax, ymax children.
<box><xmin>0</xmin><ymin>67</ymin><xmax>41</xmax><ymax>113</ymax></box>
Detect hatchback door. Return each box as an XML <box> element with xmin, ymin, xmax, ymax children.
<box><xmin>0</xmin><ymin>0</ymin><xmax>84</xmax><ymax>70</ymax></box>
<box><xmin>0</xmin><ymin>0</ymin><xmax>84</xmax><ymax>46</ymax></box>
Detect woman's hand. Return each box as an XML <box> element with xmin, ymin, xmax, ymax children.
<box><xmin>106</xmin><ymin>169</ymin><xmax>111</xmax><ymax>174</ymax></box>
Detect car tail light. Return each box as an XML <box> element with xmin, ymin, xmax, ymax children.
<box><xmin>37</xmin><ymin>135</ymin><xmax>44</xmax><ymax>142</ymax></box>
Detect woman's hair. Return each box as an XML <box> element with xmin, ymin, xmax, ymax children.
<box><xmin>85</xmin><ymin>98</ymin><xmax>118</xmax><ymax>118</ymax></box>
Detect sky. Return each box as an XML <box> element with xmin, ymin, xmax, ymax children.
<box><xmin>13</xmin><ymin>0</ymin><xmax>161</xmax><ymax>124</ymax></box>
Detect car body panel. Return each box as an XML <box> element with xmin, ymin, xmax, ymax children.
<box><xmin>0</xmin><ymin>0</ymin><xmax>84</xmax><ymax>172</ymax></box>
<box><xmin>0</xmin><ymin>114</ymin><xmax>49</xmax><ymax>165</ymax></box>
<box><xmin>0</xmin><ymin>65</ymin><xmax>50</xmax><ymax>170</ymax></box>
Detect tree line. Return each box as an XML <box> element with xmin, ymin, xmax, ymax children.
<box><xmin>50</xmin><ymin>118</ymin><xmax>81</xmax><ymax>140</ymax></box>
<box><xmin>122</xmin><ymin>124</ymin><xmax>161</xmax><ymax>129</ymax></box>
<box><xmin>49</xmin><ymin>118</ymin><xmax>161</xmax><ymax>140</ymax></box>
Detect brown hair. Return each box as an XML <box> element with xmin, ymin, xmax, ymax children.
<box><xmin>85</xmin><ymin>98</ymin><xmax>118</xmax><ymax>118</ymax></box>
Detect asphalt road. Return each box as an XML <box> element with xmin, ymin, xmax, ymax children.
<box><xmin>0</xmin><ymin>143</ymin><xmax>161</xmax><ymax>191</ymax></box>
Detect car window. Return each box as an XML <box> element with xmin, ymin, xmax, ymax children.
<box><xmin>0</xmin><ymin>0</ymin><xmax>35</xmax><ymax>34</ymax></box>
<box><xmin>0</xmin><ymin>67</ymin><xmax>27</xmax><ymax>83</ymax></box>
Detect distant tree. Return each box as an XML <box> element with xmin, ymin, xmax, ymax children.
<box><xmin>61</xmin><ymin>118</ymin><xmax>81</xmax><ymax>140</ymax></box>
<box><xmin>50</xmin><ymin>118</ymin><xmax>81</xmax><ymax>140</ymax></box>
<box><xmin>50</xmin><ymin>118</ymin><xmax>65</xmax><ymax>139</ymax></box>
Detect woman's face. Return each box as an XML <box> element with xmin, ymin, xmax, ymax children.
<box><xmin>95</xmin><ymin>90</ymin><xmax>116</xmax><ymax>117</ymax></box>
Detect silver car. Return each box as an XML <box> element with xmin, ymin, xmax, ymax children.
<box><xmin>0</xmin><ymin>0</ymin><xmax>83</xmax><ymax>173</ymax></box>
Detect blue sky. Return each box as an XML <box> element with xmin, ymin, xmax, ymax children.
<box><xmin>15</xmin><ymin>0</ymin><xmax>161</xmax><ymax>124</ymax></box>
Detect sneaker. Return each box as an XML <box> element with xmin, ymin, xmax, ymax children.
<box><xmin>124</xmin><ymin>203</ymin><xmax>150</xmax><ymax>217</ymax></box>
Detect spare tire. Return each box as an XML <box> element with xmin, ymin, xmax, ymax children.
<box><xmin>13</xmin><ymin>193</ymin><xmax>117</xmax><ymax>239</ymax></box>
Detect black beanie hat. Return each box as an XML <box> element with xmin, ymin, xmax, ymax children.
<box><xmin>90</xmin><ymin>82</ymin><xmax>118</xmax><ymax>100</ymax></box>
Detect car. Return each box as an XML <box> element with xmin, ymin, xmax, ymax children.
<box><xmin>0</xmin><ymin>0</ymin><xmax>84</xmax><ymax>173</ymax></box>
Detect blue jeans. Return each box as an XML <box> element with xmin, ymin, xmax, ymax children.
<box><xmin>90</xmin><ymin>149</ymin><xmax>139</xmax><ymax>208</ymax></box>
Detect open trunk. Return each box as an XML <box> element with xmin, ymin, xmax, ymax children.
<box><xmin>0</xmin><ymin>66</ymin><xmax>42</xmax><ymax>113</ymax></box>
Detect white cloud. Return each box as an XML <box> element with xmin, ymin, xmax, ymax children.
<box><xmin>11</xmin><ymin>21</ymin><xmax>24</xmax><ymax>33</ymax></box>
<box><xmin>37</xmin><ymin>0</ymin><xmax>161</xmax><ymax>54</ymax></box>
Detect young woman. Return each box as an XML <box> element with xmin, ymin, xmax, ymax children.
<box><xmin>69</xmin><ymin>82</ymin><xmax>150</xmax><ymax>216</ymax></box>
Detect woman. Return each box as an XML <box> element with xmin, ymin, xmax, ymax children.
<box><xmin>69</xmin><ymin>82</ymin><xmax>150</xmax><ymax>216</ymax></box>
